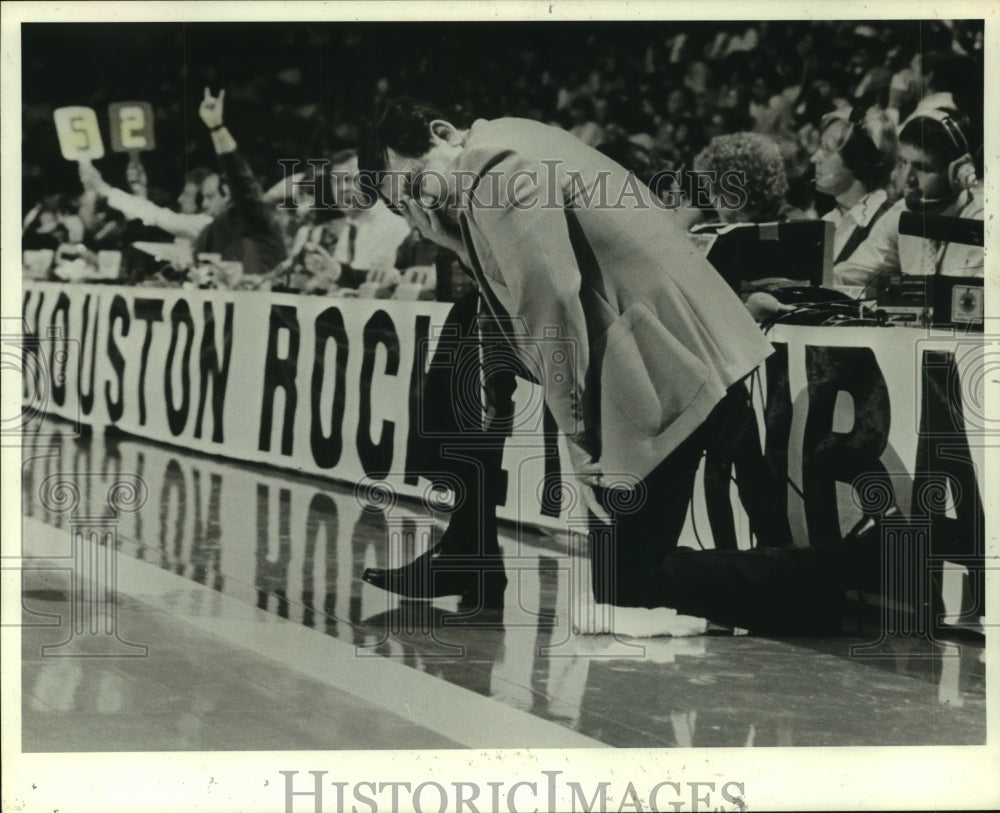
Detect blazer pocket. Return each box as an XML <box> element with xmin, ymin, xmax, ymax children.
<box><xmin>602</xmin><ymin>303</ymin><xmax>710</xmax><ymax>436</ymax></box>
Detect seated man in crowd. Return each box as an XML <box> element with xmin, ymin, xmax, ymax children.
<box><xmin>833</xmin><ymin>106</ymin><xmax>983</xmax><ymax>283</ymax></box>
<box><xmin>194</xmin><ymin>87</ymin><xmax>288</xmax><ymax>278</ymax></box>
<box><xmin>809</xmin><ymin>106</ymin><xmax>898</xmax><ymax>285</ymax></box>
<box><xmin>274</xmin><ymin>148</ymin><xmax>412</xmax><ymax>293</ymax></box>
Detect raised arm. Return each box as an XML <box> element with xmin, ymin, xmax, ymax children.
<box><xmin>78</xmin><ymin>161</ymin><xmax>212</xmax><ymax>241</ymax></box>
<box><xmin>199</xmin><ymin>87</ymin><xmax>267</xmax><ymax>215</ymax></box>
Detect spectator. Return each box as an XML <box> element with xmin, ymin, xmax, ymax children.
<box><xmin>747</xmin><ymin>69</ymin><xmax>793</xmax><ymax>136</ymax></box>
<box><xmin>595</xmin><ymin>137</ymin><xmax>661</xmax><ymax>191</ymax></box>
<box><xmin>845</xmin><ymin>29</ymin><xmax>892</xmax><ymax>107</ymax></box>
<box><xmin>193</xmin><ymin>87</ymin><xmax>288</xmax><ymax>277</ymax></box>
<box><xmin>327</xmin><ymin>149</ymin><xmax>412</xmax><ymax>283</ymax></box>
<box><xmin>84</xmin><ymin>198</ymin><xmax>129</xmax><ymax>252</ymax></box>
<box><xmin>23</xmin><ymin>195</ymin><xmax>73</xmax><ymax>252</ymax></box>
<box><xmin>274</xmin><ymin>148</ymin><xmax>412</xmax><ymax>293</ymax></box>
<box><xmin>263</xmin><ymin>162</ymin><xmax>330</xmax><ymax>252</ymax></box>
<box><xmin>915</xmin><ymin>53</ymin><xmax>983</xmax><ymax>154</ymax></box>
<box><xmin>885</xmin><ymin>21</ymin><xmax>956</xmax><ymax>122</ymax></box>
<box><xmin>21</xmin><ymin>19</ymin><xmax>984</xmax><ymax>289</ymax></box>
<box><xmin>567</xmin><ymin>96</ymin><xmax>606</xmax><ymax>148</ymax></box>
<box><xmin>792</xmin><ymin>62</ymin><xmax>848</xmax><ymax>132</ymax></box>
<box><xmin>177</xmin><ymin>168</ymin><xmax>214</xmax><ymax>216</ymax></box>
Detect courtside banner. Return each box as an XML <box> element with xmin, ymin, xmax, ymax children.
<box><xmin>20</xmin><ymin>282</ymin><xmax>560</xmax><ymax>530</ymax></box>
<box><xmin>20</xmin><ymin>282</ymin><xmax>986</xmax><ymax>546</ymax></box>
<box><xmin>765</xmin><ymin>324</ymin><xmax>987</xmax><ymax>551</ymax></box>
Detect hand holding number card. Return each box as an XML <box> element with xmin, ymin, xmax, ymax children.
<box><xmin>108</xmin><ymin>101</ymin><xmax>156</xmax><ymax>152</ymax></box>
<box><xmin>53</xmin><ymin>106</ymin><xmax>104</xmax><ymax>161</ymax></box>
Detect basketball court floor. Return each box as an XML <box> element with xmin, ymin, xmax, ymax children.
<box><xmin>17</xmin><ymin>418</ymin><xmax>986</xmax><ymax>751</ymax></box>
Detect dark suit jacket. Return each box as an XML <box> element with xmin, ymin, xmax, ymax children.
<box><xmin>195</xmin><ymin>151</ymin><xmax>287</xmax><ymax>275</ymax></box>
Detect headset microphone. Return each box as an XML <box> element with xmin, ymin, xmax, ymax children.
<box><xmin>905</xmin><ymin>190</ymin><xmax>952</xmax><ymax>211</ymax></box>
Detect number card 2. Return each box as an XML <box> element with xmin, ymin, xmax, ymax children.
<box><xmin>108</xmin><ymin>101</ymin><xmax>156</xmax><ymax>152</ymax></box>
<box><xmin>53</xmin><ymin>106</ymin><xmax>105</xmax><ymax>161</ymax></box>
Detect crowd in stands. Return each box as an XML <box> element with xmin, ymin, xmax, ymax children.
<box><xmin>22</xmin><ymin>19</ymin><xmax>985</xmax><ymax>301</ymax></box>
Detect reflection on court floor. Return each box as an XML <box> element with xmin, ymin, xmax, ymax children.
<box><xmin>20</xmin><ymin>418</ymin><xmax>986</xmax><ymax>749</ymax></box>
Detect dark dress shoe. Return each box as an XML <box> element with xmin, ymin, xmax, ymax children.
<box><xmin>362</xmin><ymin>544</ymin><xmax>507</xmax><ymax>609</ymax></box>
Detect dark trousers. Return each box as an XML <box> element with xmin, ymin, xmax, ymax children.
<box><xmin>419</xmin><ymin>292</ymin><xmax>515</xmax><ymax>559</ymax></box>
<box><xmin>703</xmin><ymin>385</ymin><xmax>794</xmax><ymax>550</ymax></box>
<box><xmin>589</xmin><ymin>384</ymin><xmax>851</xmax><ymax>634</ymax></box>
<box><xmin>643</xmin><ymin>545</ymin><xmax>851</xmax><ymax>634</ymax></box>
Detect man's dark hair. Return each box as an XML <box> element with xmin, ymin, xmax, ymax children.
<box><xmin>181</xmin><ymin>167</ymin><xmax>213</xmax><ymax>211</ymax></box>
<box><xmin>899</xmin><ymin>107</ymin><xmax>975</xmax><ymax>171</ymax></box>
<box><xmin>358</xmin><ymin>97</ymin><xmax>474</xmax><ymax>177</ymax></box>
<box><xmin>200</xmin><ymin>169</ymin><xmax>230</xmax><ymax>201</ymax></box>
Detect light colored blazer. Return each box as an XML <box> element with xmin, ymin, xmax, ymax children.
<box><xmin>450</xmin><ymin>118</ymin><xmax>774</xmax><ymax>480</ymax></box>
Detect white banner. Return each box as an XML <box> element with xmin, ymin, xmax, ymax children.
<box><xmin>21</xmin><ymin>282</ymin><xmax>561</xmax><ymax>530</ymax></box>
<box><xmin>20</xmin><ymin>282</ymin><xmax>987</xmax><ymax>549</ymax></box>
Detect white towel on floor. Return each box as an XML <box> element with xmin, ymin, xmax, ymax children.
<box><xmin>572</xmin><ymin>603</ymin><xmax>708</xmax><ymax>637</ymax></box>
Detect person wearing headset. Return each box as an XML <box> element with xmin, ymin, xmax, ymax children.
<box><xmin>894</xmin><ymin>107</ymin><xmax>983</xmax><ymax>275</ymax></box>
<box><xmin>810</xmin><ymin>106</ymin><xmax>898</xmax><ymax>286</ymax></box>
<box><xmin>832</xmin><ymin>106</ymin><xmax>983</xmax><ymax>283</ymax></box>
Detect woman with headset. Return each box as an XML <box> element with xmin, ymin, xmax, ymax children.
<box><xmin>809</xmin><ymin>105</ymin><xmax>899</xmax><ymax>286</ymax></box>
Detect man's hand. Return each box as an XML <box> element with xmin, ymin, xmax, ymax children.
<box><xmin>565</xmin><ymin>441</ymin><xmax>612</xmax><ymax>525</ymax></box>
<box><xmin>302</xmin><ymin>243</ymin><xmax>340</xmax><ymax>278</ymax></box>
<box><xmin>578</xmin><ymin>474</ymin><xmax>612</xmax><ymax>526</ymax></box>
<box><xmin>78</xmin><ymin>160</ymin><xmax>111</xmax><ymax>198</ymax></box>
<box><xmin>400</xmin><ymin>198</ymin><xmax>468</xmax><ymax>261</ymax></box>
<box><xmin>199</xmin><ymin>87</ymin><xmax>226</xmax><ymax>129</ymax></box>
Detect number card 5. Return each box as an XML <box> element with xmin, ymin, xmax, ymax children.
<box><xmin>54</xmin><ymin>106</ymin><xmax>105</xmax><ymax>161</ymax></box>
<box><xmin>108</xmin><ymin>101</ymin><xmax>156</xmax><ymax>152</ymax></box>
